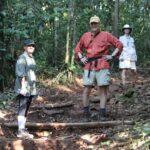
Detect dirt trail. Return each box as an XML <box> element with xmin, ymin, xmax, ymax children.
<box><xmin>0</xmin><ymin>71</ymin><xmax>149</xmax><ymax>150</ymax></box>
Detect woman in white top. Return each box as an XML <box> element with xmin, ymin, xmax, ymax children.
<box><xmin>119</xmin><ymin>24</ymin><xmax>137</xmax><ymax>85</ymax></box>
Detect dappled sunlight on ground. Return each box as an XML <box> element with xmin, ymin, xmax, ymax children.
<box><xmin>38</xmin><ymin>77</ymin><xmax>83</xmax><ymax>95</ymax></box>
<box><xmin>56</xmin><ymin>85</ymin><xmax>75</xmax><ymax>93</ymax></box>
<box><xmin>0</xmin><ymin>72</ymin><xmax>149</xmax><ymax>149</ymax></box>
<box><xmin>0</xmin><ymin>110</ymin><xmax>13</xmax><ymax>121</ymax></box>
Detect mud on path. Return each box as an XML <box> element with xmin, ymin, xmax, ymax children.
<box><xmin>0</xmin><ymin>70</ymin><xmax>150</xmax><ymax>150</ymax></box>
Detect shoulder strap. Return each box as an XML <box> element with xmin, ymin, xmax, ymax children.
<box><xmin>87</xmin><ymin>31</ymin><xmax>100</xmax><ymax>48</ymax></box>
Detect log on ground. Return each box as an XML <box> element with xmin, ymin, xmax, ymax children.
<box><xmin>31</xmin><ymin>101</ymin><xmax>74</xmax><ymax>109</ymax></box>
<box><xmin>3</xmin><ymin>120</ymin><xmax>135</xmax><ymax>130</ymax></box>
<box><xmin>42</xmin><ymin>109</ymin><xmax>64</xmax><ymax>115</ymax></box>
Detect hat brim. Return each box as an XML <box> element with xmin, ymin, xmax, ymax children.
<box><xmin>90</xmin><ymin>22</ymin><xmax>99</xmax><ymax>24</ymax></box>
<box><xmin>122</xmin><ymin>28</ymin><xmax>132</xmax><ymax>33</ymax></box>
<box><xmin>90</xmin><ymin>21</ymin><xmax>99</xmax><ymax>24</ymax></box>
<box><xmin>24</xmin><ymin>43</ymin><xmax>35</xmax><ymax>47</ymax></box>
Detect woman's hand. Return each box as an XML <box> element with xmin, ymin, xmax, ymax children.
<box><xmin>20</xmin><ymin>77</ymin><xmax>27</xmax><ymax>96</ymax></box>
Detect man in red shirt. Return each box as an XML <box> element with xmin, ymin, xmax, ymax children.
<box><xmin>75</xmin><ymin>15</ymin><xmax>123</xmax><ymax>121</ymax></box>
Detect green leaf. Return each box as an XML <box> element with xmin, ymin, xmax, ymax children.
<box><xmin>0</xmin><ymin>11</ymin><xmax>7</xmax><ymax>16</ymax></box>
<box><xmin>2</xmin><ymin>101</ymin><xmax>6</xmax><ymax>105</ymax></box>
<box><xmin>143</xmin><ymin>123</ymin><xmax>150</xmax><ymax>135</ymax></box>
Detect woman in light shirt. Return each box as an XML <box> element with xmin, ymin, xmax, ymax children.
<box><xmin>15</xmin><ymin>39</ymin><xmax>37</xmax><ymax>139</ymax></box>
<box><xmin>119</xmin><ymin>24</ymin><xmax>137</xmax><ymax>86</ymax></box>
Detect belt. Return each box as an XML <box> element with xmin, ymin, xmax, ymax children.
<box><xmin>86</xmin><ymin>56</ymin><xmax>103</xmax><ymax>78</ymax></box>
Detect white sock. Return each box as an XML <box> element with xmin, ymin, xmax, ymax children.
<box><xmin>17</xmin><ymin>116</ymin><xmax>26</xmax><ymax>130</ymax></box>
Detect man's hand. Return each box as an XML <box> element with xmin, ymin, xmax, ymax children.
<box><xmin>20</xmin><ymin>88</ymin><xmax>27</xmax><ymax>96</ymax></box>
<box><xmin>80</xmin><ymin>56</ymin><xmax>88</xmax><ymax>64</ymax></box>
<box><xmin>120</xmin><ymin>58</ymin><xmax>124</xmax><ymax>61</ymax></box>
<box><xmin>103</xmin><ymin>55</ymin><xmax>113</xmax><ymax>61</ymax></box>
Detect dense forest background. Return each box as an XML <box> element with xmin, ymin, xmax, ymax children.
<box><xmin>0</xmin><ymin>2</ymin><xmax>150</xmax><ymax>149</ymax></box>
<box><xmin>0</xmin><ymin>0</ymin><xmax>150</xmax><ymax>91</ymax></box>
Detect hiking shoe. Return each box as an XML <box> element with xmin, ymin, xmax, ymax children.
<box><xmin>83</xmin><ymin>110</ymin><xmax>91</xmax><ymax>122</ymax></box>
<box><xmin>90</xmin><ymin>112</ymin><xmax>98</xmax><ymax>120</ymax></box>
<box><xmin>83</xmin><ymin>110</ymin><xmax>98</xmax><ymax>122</ymax></box>
<box><xmin>98</xmin><ymin>115</ymin><xmax>109</xmax><ymax>121</ymax></box>
<box><xmin>17</xmin><ymin>129</ymin><xmax>34</xmax><ymax>139</ymax></box>
<box><xmin>98</xmin><ymin>108</ymin><xmax>109</xmax><ymax>121</ymax></box>
<box><xmin>84</xmin><ymin>110</ymin><xmax>91</xmax><ymax>118</ymax></box>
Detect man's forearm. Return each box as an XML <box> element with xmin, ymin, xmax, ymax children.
<box><xmin>78</xmin><ymin>52</ymin><xmax>83</xmax><ymax>59</ymax></box>
<box><xmin>111</xmin><ymin>48</ymin><xmax>119</xmax><ymax>57</ymax></box>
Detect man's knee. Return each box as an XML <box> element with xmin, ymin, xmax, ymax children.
<box><xmin>83</xmin><ymin>86</ymin><xmax>92</xmax><ymax>95</ymax></box>
<box><xmin>98</xmin><ymin>86</ymin><xmax>108</xmax><ymax>95</ymax></box>
<box><xmin>98</xmin><ymin>86</ymin><xmax>108</xmax><ymax>91</ymax></box>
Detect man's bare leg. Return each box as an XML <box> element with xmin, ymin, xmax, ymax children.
<box><xmin>98</xmin><ymin>86</ymin><xmax>108</xmax><ymax>121</ymax></box>
<box><xmin>83</xmin><ymin>86</ymin><xmax>92</xmax><ymax>118</ymax></box>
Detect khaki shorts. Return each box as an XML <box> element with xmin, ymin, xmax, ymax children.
<box><xmin>83</xmin><ymin>69</ymin><xmax>111</xmax><ymax>86</ymax></box>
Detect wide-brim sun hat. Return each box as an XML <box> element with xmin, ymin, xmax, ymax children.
<box><xmin>122</xmin><ymin>24</ymin><xmax>132</xmax><ymax>33</ymax></box>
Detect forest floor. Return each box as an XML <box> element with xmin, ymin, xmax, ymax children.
<box><xmin>0</xmin><ymin>69</ymin><xmax>150</xmax><ymax>150</ymax></box>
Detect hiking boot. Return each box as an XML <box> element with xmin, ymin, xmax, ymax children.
<box><xmin>83</xmin><ymin>110</ymin><xmax>98</xmax><ymax>122</ymax></box>
<box><xmin>98</xmin><ymin>108</ymin><xmax>109</xmax><ymax>121</ymax></box>
<box><xmin>17</xmin><ymin>129</ymin><xmax>34</xmax><ymax>139</ymax></box>
<box><xmin>83</xmin><ymin>110</ymin><xmax>91</xmax><ymax>122</ymax></box>
<box><xmin>82</xmin><ymin>106</ymin><xmax>90</xmax><ymax>121</ymax></box>
<box><xmin>98</xmin><ymin>115</ymin><xmax>109</xmax><ymax>121</ymax></box>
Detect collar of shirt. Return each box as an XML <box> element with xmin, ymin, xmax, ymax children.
<box><xmin>24</xmin><ymin>51</ymin><xmax>33</xmax><ymax>58</ymax></box>
<box><xmin>124</xmin><ymin>34</ymin><xmax>131</xmax><ymax>39</ymax></box>
<box><xmin>90</xmin><ymin>30</ymin><xmax>100</xmax><ymax>37</ymax></box>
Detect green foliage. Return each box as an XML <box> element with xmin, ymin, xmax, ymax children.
<box><xmin>116</xmin><ymin>87</ymin><xmax>138</xmax><ymax>102</ymax></box>
<box><xmin>0</xmin><ymin>74</ymin><xmax>4</xmax><ymax>81</ymax></box>
<box><xmin>0</xmin><ymin>89</ymin><xmax>17</xmax><ymax>109</ymax></box>
<box><xmin>123</xmin><ymin>88</ymin><xmax>135</xmax><ymax>98</ymax></box>
<box><xmin>143</xmin><ymin>123</ymin><xmax>150</xmax><ymax>136</ymax></box>
<box><xmin>0</xmin><ymin>0</ymin><xmax>150</xmax><ymax>88</ymax></box>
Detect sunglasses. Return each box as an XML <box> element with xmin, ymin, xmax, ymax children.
<box><xmin>91</xmin><ymin>22</ymin><xmax>99</xmax><ymax>25</ymax></box>
<box><xmin>26</xmin><ymin>44</ymin><xmax>35</xmax><ymax>47</ymax></box>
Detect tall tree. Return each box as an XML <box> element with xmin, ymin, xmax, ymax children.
<box><xmin>0</xmin><ymin>0</ymin><xmax>5</xmax><ymax>91</ymax></box>
<box><xmin>54</xmin><ymin>8</ymin><xmax>59</xmax><ymax>66</ymax></box>
<box><xmin>71</xmin><ymin>1</ymin><xmax>76</xmax><ymax>66</ymax></box>
<box><xmin>65</xmin><ymin>0</ymin><xmax>73</xmax><ymax>65</ymax></box>
<box><xmin>113</xmin><ymin>0</ymin><xmax>119</xmax><ymax>37</ymax></box>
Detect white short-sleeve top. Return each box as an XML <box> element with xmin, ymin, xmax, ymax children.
<box><xmin>119</xmin><ymin>35</ymin><xmax>137</xmax><ymax>61</ymax></box>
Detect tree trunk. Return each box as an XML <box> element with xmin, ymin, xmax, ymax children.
<box><xmin>113</xmin><ymin>0</ymin><xmax>119</xmax><ymax>37</ymax></box>
<box><xmin>65</xmin><ymin>25</ymin><xmax>70</xmax><ymax>64</ymax></box>
<box><xmin>71</xmin><ymin>22</ymin><xmax>76</xmax><ymax>66</ymax></box>
<box><xmin>0</xmin><ymin>0</ymin><xmax>5</xmax><ymax>91</ymax></box>
<box><xmin>71</xmin><ymin>1</ymin><xmax>76</xmax><ymax>66</ymax></box>
<box><xmin>54</xmin><ymin>8</ymin><xmax>59</xmax><ymax>66</ymax></box>
<box><xmin>65</xmin><ymin>0</ymin><xmax>73</xmax><ymax>64</ymax></box>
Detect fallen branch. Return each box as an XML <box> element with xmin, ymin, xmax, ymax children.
<box><xmin>3</xmin><ymin>120</ymin><xmax>134</xmax><ymax>130</ymax></box>
<box><xmin>112</xmin><ymin>141</ymin><xmax>131</xmax><ymax>148</ymax></box>
<box><xmin>42</xmin><ymin>109</ymin><xmax>64</xmax><ymax>115</ymax></box>
<box><xmin>31</xmin><ymin>101</ymin><xmax>74</xmax><ymax>109</ymax></box>
<box><xmin>56</xmin><ymin>135</ymin><xmax>75</xmax><ymax>140</ymax></box>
